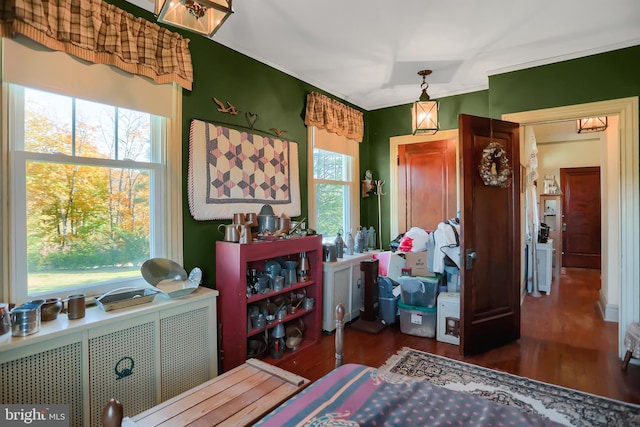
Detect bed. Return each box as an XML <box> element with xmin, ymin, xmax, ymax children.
<box><xmin>252</xmin><ymin>304</ymin><xmax>560</xmax><ymax>427</ymax></box>
<box><xmin>253</xmin><ymin>363</ymin><xmax>559</xmax><ymax>426</ymax></box>
<box><xmin>108</xmin><ymin>304</ymin><xmax>561</xmax><ymax>426</ymax></box>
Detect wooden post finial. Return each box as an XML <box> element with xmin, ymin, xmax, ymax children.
<box><xmin>335</xmin><ymin>303</ymin><xmax>345</xmax><ymax>368</ymax></box>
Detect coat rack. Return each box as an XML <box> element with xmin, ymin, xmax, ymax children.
<box><xmin>361</xmin><ymin>170</ymin><xmax>385</xmax><ymax>250</ymax></box>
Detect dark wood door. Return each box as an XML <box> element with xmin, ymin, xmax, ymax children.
<box><xmin>560</xmin><ymin>167</ymin><xmax>601</xmax><ymax>269</ymax></box>
<box><xmin>459</xmin><ymin>114</ymin><xmax>521</xmax><ymax>356</ymax></box>
<box><xmin>398</xmin><ymin>139</ymin><xmax>457</xmax><ymax>232</ymax></box>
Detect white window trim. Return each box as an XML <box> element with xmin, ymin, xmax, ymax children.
<box><xmin>0</xmin><ymin>40</ymin><xmax>183</xmax><ymax>303</ymax></box>
<box><xmin>307</xmin><ymin>126</ymin><xmax>360</xmax><ymax>237</ymax></box>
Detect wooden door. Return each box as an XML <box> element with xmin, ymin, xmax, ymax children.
<box><xmin>459</xmin><ymin>114</ymin><xmax>521</xmax><ymax>356</ymax></box>
<box><xmin>398</xmin><ymin>139</ymin><xmax>457</xmax><ymax>232</ymax></box>
<box><xmin>560</xmin><ymin>167</ymin><xmax>601</xmax><ymax>269</ymax></box>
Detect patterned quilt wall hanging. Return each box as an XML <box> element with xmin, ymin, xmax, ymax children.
<box><xmin>188</xmin><ymin>119</ymin><xmax>301</xmax><ymax>220</ymax></box>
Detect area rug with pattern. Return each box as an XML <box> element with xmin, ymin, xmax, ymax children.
<box><xmin>379</xmin><ymin>347</ymin><xmax>640</xmax><ymax>427</ymax></box>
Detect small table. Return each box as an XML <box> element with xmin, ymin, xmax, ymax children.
<box><xmin>622</xmin><ymin>322</ymin><xmax>640</xmax><ymax>371</ymax></box>
<box><xmin>131</xmin><ymin>359</ymin><xmax>310</xmax><ymax>426</ymax></box>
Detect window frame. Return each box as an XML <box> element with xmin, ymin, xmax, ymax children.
<box><xmin>307</xmin><ymin>126</ymin><xmax>360</xmax><ymax>241</ymax></box>
<box><xmin>0</xmin><ymin>39</ymin><xmax>183</xmax><ymax>304</ymax></box>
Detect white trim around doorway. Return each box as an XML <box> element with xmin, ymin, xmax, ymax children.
<box><xmin>504</xmin><ymin>97</ymin><xmax>639</xmax><ymax>360</ymax></box>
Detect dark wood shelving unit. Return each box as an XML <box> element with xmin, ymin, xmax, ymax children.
<box><xmin>216</xmin><ymin>235</ymin><xmax>323</xmax><ymax>372</ymax></box>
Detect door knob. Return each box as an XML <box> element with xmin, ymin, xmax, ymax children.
<box><xmin>466</xmin><ymin>249</ymin><xmax>477</xmax><ymax>270</ymax></box>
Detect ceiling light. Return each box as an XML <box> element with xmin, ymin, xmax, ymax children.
<box><xmin>412</xmin><ymin>70</ymin><xmax>439</xmax><ymax>135</ymax></box>
<box><xmin>155</xmin><ymin>0</ymin><xmax>233</xmax><ymax>37</ymax></box>
<box><xmin>576</xmin><ymin>116</ymin><xmax>608</xmax><ymax>133</ymax></box>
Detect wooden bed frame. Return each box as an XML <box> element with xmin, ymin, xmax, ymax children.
<box><xmin>334</xmin><ymin>303</ymin><xmax>345</xmax><ymax>368</ymax></box>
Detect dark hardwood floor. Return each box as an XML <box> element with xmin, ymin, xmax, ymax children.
<box><xmin>278</xmin><ymin>267</ymin><xmax>640</xmax><ymax>404</ymax></box>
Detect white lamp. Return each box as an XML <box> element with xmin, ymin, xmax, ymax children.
<box><xmin>155</xmin><ymin>0</ymin><xmax>233</xmax><ymax>37</ymax></box>
<box><xmin>412</xmin><ymin>70</ymin><xmax>439</xmax><ymax>135</ymax></box>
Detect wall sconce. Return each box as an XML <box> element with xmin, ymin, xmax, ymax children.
<box><xmin>362</xmin><ymin>170</ymin><xmax>374</xmax><ymax>198</ymax></box>
<box><xmin>155</xmin><ymin>0</ymin><xmax>233</xmax><ymax>37</ymax></box>
<box><xmin>576</xmin><ymin>116</ymin><xmax>608</xmax><ymax>133</ymax></box>
<box><xmin>412</xmin><ymin>70</ymin><xmax>439</xmax><ymax>135</ymax></box>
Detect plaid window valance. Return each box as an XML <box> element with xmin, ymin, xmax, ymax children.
<box><xmin>304</xmin><ymin>92</ymin><xmax>364</xmax><ymax>142</ymax></box>
<box><xmin>0</xmin><ymin>0</ymin><xmax>193</xmax><ymax>90</ymax></box>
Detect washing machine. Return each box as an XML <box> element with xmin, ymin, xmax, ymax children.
<box><xmin>437</xmin><ymin>292</ymin><xmax>460</xmax><ymax>345</ymax></box>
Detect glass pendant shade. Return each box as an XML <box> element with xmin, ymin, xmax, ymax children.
<box><xmin>412</xmin><ymin>97</ymin><xmax>439</xmax><ymax>135</ymax></box>
<box><xmin>576</xmin><ymin>116</ymin><xmax>607</xmax><ymax>133</ymax></box>
<box><xmin>155</xmin><ymin>0</ymin><xmax>233</xmax><ymax>37</ymax></box>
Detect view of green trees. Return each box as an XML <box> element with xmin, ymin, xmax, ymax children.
<box><xmin>22</xmin><ymin>89</ymin><xmax>152</xmax><ymax>291</ymax></box>
<box><xmin>313</xmin><ymin>149</ymin><xmax>349</xmax><ymax>237</ymax></box>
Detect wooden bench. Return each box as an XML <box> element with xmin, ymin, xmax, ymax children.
<box><xmin>121</xmin><ymin>359</ymin><xmax>309</xmax><ymax>426</ymax></box>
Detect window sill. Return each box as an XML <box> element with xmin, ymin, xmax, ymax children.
<box><xmin>0</xmin><ymin>287</ymin><xmax>218</xmax><ymax>354</ymax></box>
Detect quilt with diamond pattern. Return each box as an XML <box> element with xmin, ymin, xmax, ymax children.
<box><xmin>188</xmin><ymin>119</ymin><xmax>300</xmax><ymax>220</ymax></box>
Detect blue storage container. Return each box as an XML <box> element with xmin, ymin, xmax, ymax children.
<box><xmin>378</xmin><ymin>276</ymin><xmax>397</xmax><ymax>298</ymax></box>
<box><xmin>397</xmin><ymin>275</ymin><xmax>441</xmax><ymax>308</ymax></box>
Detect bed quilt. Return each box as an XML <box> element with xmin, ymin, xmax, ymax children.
<box><xmin>255</xmin><ymin>363</ymin><xmax>563</xmax><ymax>426</ymax></box>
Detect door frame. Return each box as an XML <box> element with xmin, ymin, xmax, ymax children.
<box><xmin>388</xmin><ymin>97</ymin><xmax>638</xmax><ymax>360</ymax></box>
<box><xmin>389</xmin><ymin>129</ymin><xmax>460</xmax><ymax>238</ymax></box>
<box><xmin>504</xmin><ymin>97</ymin><xmax>639</xmax><ymax>359</ymax></box>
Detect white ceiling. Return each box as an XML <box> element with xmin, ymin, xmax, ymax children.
<box><xmin>130</xmin><ymin>0</ymin><xmax>640</xmax><ymax>111</ymax></box>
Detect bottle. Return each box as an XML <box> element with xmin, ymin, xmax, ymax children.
<box><xmin>361</xmin><ymin>227</ymin><xmax>369</xmax><ymax>251</ymax></box>
<box><xmin>334</xmin><ymin>232</ymin><xmax>345</xmax><ymax>258</ymax></box>
<box><xmin>368</xmin><ymin>226</ymin><xmax>376</xmax><ymax>250</ymax></box>
<box><xmin>354</xmin><ymin>227</ymin><xmax>364</xmax><ymax>253</ymax></box>
<box><xmin>345</xmin><ymin>231</ymin><xmax>355</xmax><ymax>255</ymax></box>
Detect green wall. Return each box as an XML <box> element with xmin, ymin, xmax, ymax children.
<box><xmin>111</xmin><ymin>0</ymin><xmax>365</xmax><ymax>286</ymax></box>
<box><xmin>112</xmin><ymin>1</ymin><xmax>640</xmax><ymax>287</ymax></box>
<box><xmin>363</xmin><ymin>91</ymin><xmax>490</xmax><ymax>247</ymax></box>
<box><xmin>366</xmin><ymin>46</ymin><xmax>640</xmax><ymax>249</ymax></box>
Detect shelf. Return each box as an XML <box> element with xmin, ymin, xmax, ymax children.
<box><xmin>216</xmin><ymin>235</ymin><xmax>323</xmax><ymax>372</ymax></box>
<box><xmin>247</xmin><ymin>281</ymin><xmax>315</xmax><ymax>304</ymax></box>
<box><xmin>259</xmin><ymin>338</ymin><xmax>316</xmax><ymax>365</ymax></box>
<box><xmin>247</xmin><ymin>308</ymin><xmax>313</xmax><ymax>337</ymax></box>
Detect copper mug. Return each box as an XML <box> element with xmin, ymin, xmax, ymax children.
<box><xmin>67</xmin><ymin>294</ymin><xmax>86</xmax><ymax>320</ymax></box>
<box><xmin>218</xmin><ymin>223</ymin><xmax>240</xmax><ymax>242</ymax></box>
<box><xmin>245</xmin><ymin>212</ymin><xmax>258</xmax><ymax>227</ymax></box>
<box><xmin>233</xmin><ymin>213</ymin><xmax>246</xmax><ymax>225</ymax></box>
<box><xmin>239</xmin><ymin>224</ymin><xmax>253</xmax><ymax>244</ymax></box>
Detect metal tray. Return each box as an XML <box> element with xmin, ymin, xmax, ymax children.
<box><xmin>96</xmin><ymin>288</ymin><xmax>159</xmax><ymax>312</ymax></box>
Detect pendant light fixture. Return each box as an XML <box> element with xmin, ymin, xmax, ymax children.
<box><xmin>412</xmin><ymin>70</ymin><xmax>439</xmax><ymax>135</ymax></box>
<box><xmin>576</xmin><ymin>116</ymin><xmax>608</xmax><ymax>133</ymax></box>
<box><xmin>155</xmin><ymin>0</ymin><xmax>233</xmax><ymax>37</ymax></box>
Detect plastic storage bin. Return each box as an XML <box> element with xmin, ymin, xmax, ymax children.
<box><xmin>398</xmin><ymin>300</ymin><xmax>436</xmax><ymax>337</ymax></box>
<box><xmin>444</xmin><ymin>266</ymin><xmax>460</xmax><ymax>292</ymax></box>
<box><xmin>397</xmin><ymin>275</ymin><xmax>440</xmax><ymax>308</ymax></box>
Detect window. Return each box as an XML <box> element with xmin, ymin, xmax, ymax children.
<box><xmin>308</xmin><ymin>127</ymin><xmax>360</xmax><ymax>241</ymax></box>
<box><xmin>8</xmin><ymin>86</ymin><xmax>164</xmax><ymax>299</ymax></box>
<box><xmin>1</xmin><ymin>37</ymin><xmax>183</xmax><ymax>303</ymax></box>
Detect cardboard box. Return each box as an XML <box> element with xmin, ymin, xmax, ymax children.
<box><xmin>373</xmin><ymin>251</ymin><xmax>406</xmax><ymax>280</ymax></box>
<box><xmin>404</xmin><ymin>251</ymin><xmax>433</xmax><ymax>277</ymax></box>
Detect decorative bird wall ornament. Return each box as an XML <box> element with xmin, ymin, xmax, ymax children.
<box><xmin>213</xmin><ymin>97</ymin><xmax>238</xmax><ymax>115</ymax></box>
<box><xmin>270</xmin><ymin>128</ymin><xmax>288</xmax><ymax>137</ymax></box>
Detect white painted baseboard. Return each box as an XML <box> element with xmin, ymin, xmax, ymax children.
<box><xmin>598</xmin><ymin>289</ymin><xmax>619</xmax><ymax>322</ymax></box>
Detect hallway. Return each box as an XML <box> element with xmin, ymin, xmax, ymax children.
<box><xmin>279</xmin><ymin>267</ymin><xmax>640</xmax><ymax>404</ymax></box>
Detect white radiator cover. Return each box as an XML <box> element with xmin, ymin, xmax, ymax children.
<box><xmin>0</xmin><ymin>288</ymin><xmax>218</xmax><ymax>427</ymax></box>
